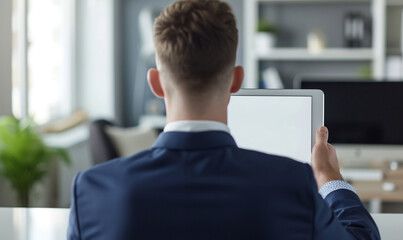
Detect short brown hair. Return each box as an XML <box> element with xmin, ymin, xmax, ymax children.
<box><xmin>153</xmin><ymin>0</ymin><xmax>238</xmax><ymax>92</ymax></box>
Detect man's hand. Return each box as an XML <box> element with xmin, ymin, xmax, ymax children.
<box><xmin>311</xmin><ymin>126</ymin><xmax>344</xmax><ymax>189</ymax></box>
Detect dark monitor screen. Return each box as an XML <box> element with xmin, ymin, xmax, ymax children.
<box><xmin>301</xmin><ymin>81</ymin><xmax>403</xmax><ymax>145</ymax></box>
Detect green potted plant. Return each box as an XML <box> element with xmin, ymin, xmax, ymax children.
<box><xmin>0</xmin><ymin>116</ymin><xmax>70</xmax><ymax>207</ymax></box>
<box><xmin>256</xmin><ymin>19</ymin><xmax>278</xmax><ymax>52</ymax></box>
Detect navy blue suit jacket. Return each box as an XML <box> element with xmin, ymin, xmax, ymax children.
<box><xmin>68</xmin><ymin>131</ymin><xmax>380</xmax><ymax>239</ymax></box>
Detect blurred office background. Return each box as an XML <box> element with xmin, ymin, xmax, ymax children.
<box><xmin>1</xmin><ymin>0</ymin><xmax>403</xmax><ymax>214</ymax></box>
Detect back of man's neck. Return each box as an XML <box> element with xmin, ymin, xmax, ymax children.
<box><xmin>165</xmin><ymin>95</ymin><xmax>229</xmax><ymax>124</ymax></box>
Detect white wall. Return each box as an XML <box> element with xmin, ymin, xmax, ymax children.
<box><xmin>77</xmin><ymin>0</ymin><xmax>116</xmax><ymax>120</ymax></box>
<box><xmin>0</xmin><ymin>0</ymin><xmax>12</xmax><ymax>116</ymax></box>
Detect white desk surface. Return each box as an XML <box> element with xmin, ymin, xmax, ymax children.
<box><xmin>0</xmin><ymin>208</ymin><xmax>400</xmax><ymax>240</ymax></box>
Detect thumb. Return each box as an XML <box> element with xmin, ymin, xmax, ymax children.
<box><xmin>316</xmin><ymin>126</ymin><xmax>329</xmax><ymax>144</ymax></box>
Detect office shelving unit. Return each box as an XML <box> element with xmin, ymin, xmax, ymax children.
<box><xmin>256</xmin><ymin>48</ymin><xmax>374</xmax><ymax>61</ymax></box>
<box><xmin>243</xmin><ymin>0</ymin><xmax>386</xmax><ymax>88</ymax></box>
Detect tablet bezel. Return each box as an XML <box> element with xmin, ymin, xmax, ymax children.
<box><xmin>231</xmin><ymin>89</ymin><xmax>324</xmax><ymax>153</ymax></box>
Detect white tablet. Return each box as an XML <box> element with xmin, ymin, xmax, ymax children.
<box><xmin>228</xmin><ymin>89</ymin><xmax>324</xmax><ymax>163</ymax></box>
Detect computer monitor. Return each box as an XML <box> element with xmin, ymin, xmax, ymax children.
<box><xmin>300</xmin><ymin>80</ymin><xmax>403</xmax><ymax>162</ymax></box>
<box><xmin>228</xmin><ymin>89</ymin><xmax>324</xmax><ymax>163</ymax></box>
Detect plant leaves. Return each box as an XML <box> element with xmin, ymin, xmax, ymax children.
<box><xmin>0</xmin><ymin>116</ymin><xmax>71</xmax><ymax>206</ymax></box>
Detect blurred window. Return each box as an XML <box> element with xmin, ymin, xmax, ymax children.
<box><xmin>12</xmin><ymin>0</ymin><xmax>75</xmax><ymax>124</ymax></box>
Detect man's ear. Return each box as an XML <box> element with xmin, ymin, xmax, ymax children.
<box><xmin>147</xmin><ymin>68</ymin><xmax>165</xmax><ymax>98</ymax></box>
<box><xmin>230</xmin><ymin>66</ymin><xmax>244</xmax><ymax>93</ymax></box>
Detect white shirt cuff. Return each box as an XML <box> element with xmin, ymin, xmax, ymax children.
<box><xmin>318</xmin><ymin>180</ymin><xmax>356</xmax><ymax>199</ymax></box>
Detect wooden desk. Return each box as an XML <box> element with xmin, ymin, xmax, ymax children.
<box><xmin>353</xmin><ymin>181</ymin><xmax>403</xmax><ymax>202</ymax></box>
<box><xmin>351</xmin><ymin>169</ymin><xmax>403</xmax><ymax>213</ymax></box>
<box><xmin>0</xmin><ymin>208</ymin><xmax>401</xmax><ymax>240</ymax></box>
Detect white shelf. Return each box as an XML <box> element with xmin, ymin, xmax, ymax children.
<box><xmin>256</xmin><ymin>48</ymin><xmax>374</xmax><ymax>61</ymax></box>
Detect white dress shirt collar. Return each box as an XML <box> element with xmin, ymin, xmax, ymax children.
<box><xmin>164</xmin><ymin>120</ymin><xmax>230</xmax><ymax>133</ymax></box>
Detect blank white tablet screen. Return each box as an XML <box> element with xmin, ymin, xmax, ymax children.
<box><xmin>228</xmin><ymin>96</ymin><xmax>312</xmax><ymax>163</ymax></box>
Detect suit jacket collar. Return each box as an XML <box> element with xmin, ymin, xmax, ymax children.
<box><xmin>152</xmin><ymin>131</ymin><xmax>238</xmax><ymax>150</ymax></box>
